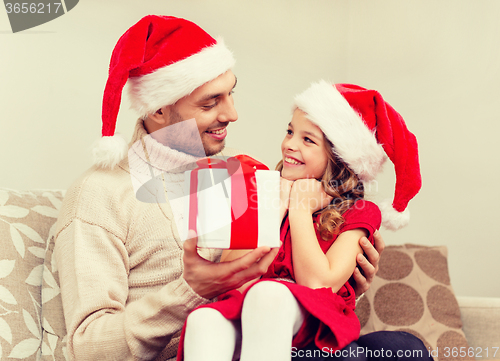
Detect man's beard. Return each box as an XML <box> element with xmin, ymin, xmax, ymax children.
<box><xmin>203</xmin><ymin>139</ymin><xmax>226</xmax><ymax>157</ymax></box>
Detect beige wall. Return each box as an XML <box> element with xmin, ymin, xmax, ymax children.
<box><xmin>1</xmin><ymin>0</ymin><xmax>499</xmax><ymax>297</ymax></box>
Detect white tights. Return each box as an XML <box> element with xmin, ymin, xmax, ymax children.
<box><xmin>184</xmin><ymin>281</ymin><xmax>305</xmax><ymax>361</ymax></box>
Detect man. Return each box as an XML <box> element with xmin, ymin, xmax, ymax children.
<box><xmin>53</xmin><ymin>15</ymin><xmax>424</xmax><ymax>361</ymax></box>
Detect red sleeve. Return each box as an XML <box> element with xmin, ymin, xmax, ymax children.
<box><xmin>338</xmin><ymin>200</ymin><xmax>381</xmax><ymax>245</ymax></box>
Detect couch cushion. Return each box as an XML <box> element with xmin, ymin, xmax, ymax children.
<box><xmin>355</xmin><ymin>244</ymin><xmax>473</xmax><ymax>361</ymax></box>
<box><xmin>0</xmin><ymin>189</ymin><xmax>65</xmax><ymax>360</ymax></box>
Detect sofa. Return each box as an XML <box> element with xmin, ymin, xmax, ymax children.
<box><xmin>1</xmin><ymin>188</ymin><xmax>499</xmax><ymax>360</ymax></box>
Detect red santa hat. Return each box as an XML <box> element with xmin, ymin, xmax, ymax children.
<box><xmin>93</xmin><ymin>15</ymin><xmax>235</xmax><ymax>168</ymax></box>
<box><xmin>293</xmin><ymin>81</ymin><xmax>422</xmax><ymax>230</ymax></box>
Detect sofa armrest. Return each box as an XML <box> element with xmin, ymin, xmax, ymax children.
<box><xmin>457</xmin><ymin>296</ymin><xmax>500</xmax><ymax>360</ymax></box>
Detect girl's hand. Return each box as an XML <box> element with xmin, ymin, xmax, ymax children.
<box><xmin>279</xmin><ymin>177</ymin><xmax>294</xmax><ymax>220</ymax></box>
<box><xmin>289</xmin><ymin>179</ymin><xmax>332</xmax><ymax>214</ymax></box>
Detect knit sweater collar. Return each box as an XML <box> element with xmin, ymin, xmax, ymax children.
<box><xmin>128</xmin><ymin>119</ymin><xmax>201</xmax><ymax>175</ymax></box>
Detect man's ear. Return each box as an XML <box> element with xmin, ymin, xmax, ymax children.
<box><xmin>148</xmin><ymin>107</ymin><xmax>166</xmax><ymax>126</ymax></box>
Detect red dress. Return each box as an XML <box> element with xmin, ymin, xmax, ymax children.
<box><xmin>177</xmin><ymin>200</ymin><xmax>381</xmax><ymax>360</ymax></box>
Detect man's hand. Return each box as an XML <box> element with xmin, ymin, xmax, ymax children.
<box><xmin>182</xmin><ymin>231</ymin><xmax>279</xmax><ymax>299</ymax></box>
<box><xmin>352</xmin><ymin>230</ymin><xmax>385</xmax><ymax>298</ymax></box>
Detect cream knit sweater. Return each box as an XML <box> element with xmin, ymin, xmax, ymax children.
<box><xmin>54</xmin><ymin>121</ymin><xmax>236</xmax><ymax>361</ymax></box>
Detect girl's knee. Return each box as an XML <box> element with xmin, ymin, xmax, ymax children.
<box><xmin>184</xmin><ymin>308</ymin><xmax>239</xmax><ymax>361</ymax></box>
<box><xmin>243</xmin><ymin>281</ymin><xmax>299</xmax><ymax>313</ymax></box>
<box><xmin>245</xmin><ymin>281</ymin><xmax>292</xmax><ymax>301</ymax></box>
<box><xmin>186</xmin><ymin>307</ymin><xmax>226</xmax><ymax>330</ymax></box>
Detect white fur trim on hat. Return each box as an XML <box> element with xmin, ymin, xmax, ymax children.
<box><xmin>294</xmin><ymin>80</ymin><xmax>386</xmax><ymax>181</ymax></box>
<box><xmin>127</xmin><ymin>38</ymin><xmax>235</xmax><ymax>117</ymax></box>
<box><xmin>92</xmin><ymin>134</ymin><xmax>128</xmax><ymax>169</ymax></box>
<box><xmin>379</xmin><ymin>199</ymin><xmax>410</xmax><ymax>230</ymax></box>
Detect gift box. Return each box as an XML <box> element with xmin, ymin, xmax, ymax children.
<box><xmin>181</xmin><ymin>155</ymin><xmax>281</xmax><ymax>249</ymax></box>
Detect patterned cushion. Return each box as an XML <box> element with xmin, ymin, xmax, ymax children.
<box><xmin>0</xmin><ymin>189</ymin><xmax>67</xmax><ymax>360</ymax></box>
<box><xmin>355</xmin><ymin>244</ymin><xmax>472</xmax><ymax>361</ymax></box>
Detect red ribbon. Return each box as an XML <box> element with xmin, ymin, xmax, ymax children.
<box><xmin>188</xmin><ymin>155</ymin><xmax>269</xmax><ymax>249</ymax></box>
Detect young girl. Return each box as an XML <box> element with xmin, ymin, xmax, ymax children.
<box><xmin>178</xmin><ymin>81</ymin><xmax>421</xmax><ymax>361</ymax></box>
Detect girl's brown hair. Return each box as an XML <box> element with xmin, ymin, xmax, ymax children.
<box><xmin>276</xmin><ymin>137</ymin><xmax>364</xmax><ymax>240</ymax></box>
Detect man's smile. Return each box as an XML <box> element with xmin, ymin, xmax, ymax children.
<box><xmin>205</xmin><ymin>127</ymin><xmax>227</xmax><ymax>140</ymax></box>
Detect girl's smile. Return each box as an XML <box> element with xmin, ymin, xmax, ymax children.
<box><xmin>283</xmin><ymin>155</ymin><xmax>304</xmax><ymax>165</ymax></box>
<box><xmin>281</xmin><ymin>109</ymin><xmax>328</xmax><ymax>181</ymax></box>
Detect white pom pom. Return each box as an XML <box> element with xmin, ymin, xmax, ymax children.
<box><xmin>92</xmin><ymin>134</ymin><xmax>128</xmax><ymax>169</ymax></box>
<box><xmin>379</xmin><ymin>199</ymin><xmax>410</xmax><ymax>231</ymax></box>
